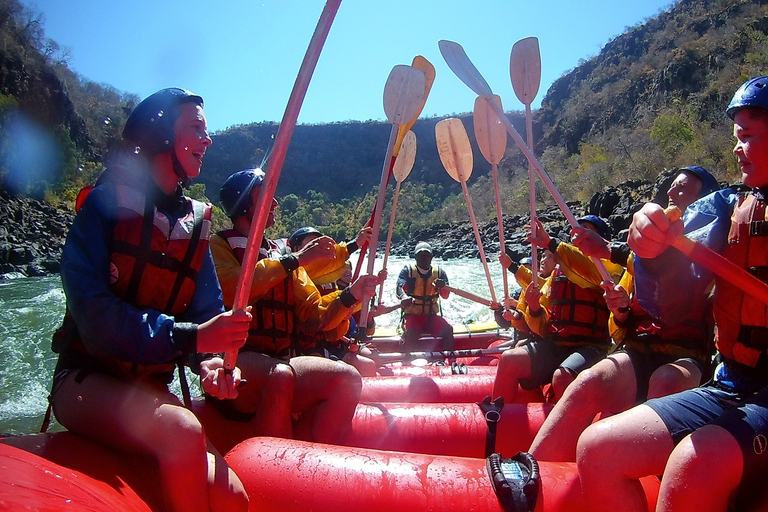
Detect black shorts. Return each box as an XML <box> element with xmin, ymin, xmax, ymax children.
<box><xmin>646</xmin><ymin>382</ymin><xmax>768</xmax><ymax>508</ymax></box>
<box><xmin>518</xmin><ymin>338</ymin><xmax>607</xmax><ymax>390</ymax></box>
<box><xmin>619</xmin><ymin>347</ymin><xmax>709</xmax><ymax>404</ymax></box>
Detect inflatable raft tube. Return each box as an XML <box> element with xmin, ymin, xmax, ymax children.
<box><xmin>0</xmin><ymin>432</ymin><xmax>160</xmax><ymax>511</ymax></box>
<box><xmin>345</xmin><ymin>401</ymin><xmax>552</xmax><ymax>457</ymax></box>
<box><xmin>360</xmin><ymin>373</ymin><xmax>545</xmax><ymax>403</ymax></box>
<box><xmin>191</xmin><ymin>398</ymin><xmax>549</xmax><ymax>457</ymax></box>
<box><xmin>226</xmin><ymin>436</ymin><xmax>661</xmax><ymax>512</ymax></box>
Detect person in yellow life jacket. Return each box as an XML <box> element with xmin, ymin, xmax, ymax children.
<box><xmin>396</xmin><ymin>241</ymin><xmax>454</xmax><ymax>351</ymax></box>
<box><xmin>49</xmin><ymin>88</ymin><xmax>250</xmax><ymax>512</ymax></box>
<box><xmin>493</xmin><ymin>255</ymin><xmax>536</xmax><ymax>338</ymax></box>
<box><xmin>492</xmin><ymin>216</ymin><xmax>623</xmax><ymax>405</ymax></box>
<box><xmin>529</xmin><ymin>166</ymin><xmax>719</xmax><ymax>463</ymax></box>
<box><xmin>209</xmin><ymin>168</ymin><xmax>382</xmax><ymax>445</ymax></box>
<box><xmin>288</xmin><ymin>228</ymin><xmax>381</xmax><ymax>377</ymax></box>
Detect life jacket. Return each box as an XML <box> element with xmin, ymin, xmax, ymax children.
<box><xmin>713</xmin><ymin>193</ymin><xmax>768</xmax><ymax>371</ymax></box>
<box><xmin>55</xmin><ymin>183</ymin><xmax>212</xmax><ymax>379</ymax></box>
<box><xmin>548</xmin><ymin>267</ymin><xmax>611</xmax><ymax>347</ymax></box>
<box><xmin>623</xmin><ymin>279</ymin><xmax>712</xmax><ymax>361</ymax></box>
<box><xmin>402</xmin><ymin>264</ymin><xmax>441</xmax><ymax>316</ymax></box>
<box><xmin>220</xmin><ymin>230</ymin><xmax>297</xmax><ymax>359</ymax></box>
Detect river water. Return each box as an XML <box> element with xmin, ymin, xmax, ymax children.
<box><xmin>0</xmin><ymin>255</ymin><xmax>517</xmax><ymax>435</ymax></box>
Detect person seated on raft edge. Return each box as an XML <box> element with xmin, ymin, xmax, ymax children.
<box><xmin>576</xmin><ymin>77</ymin><xmax>768</xmax><ymax>512</ymax></box>
<box><xmin>528</xmin><ymin>165</ymin><xmax>720</xmax><ymax>463</ymax></box>
<box><xmin>395</xmin><ymin>241</ymin><xmax>455</xmax><ymax>352</ymax></box>
<box><xmin>492</xmin><ymin>256</ymin><xmax>535</xmax><ymax>337</ymax></box>
<box><xmin>287</xmin><ymin>227</ymin><xmax>382</xmax><ymax>377</ymax></box>
<box><xmin>48</xmin><ymin>88</ymin><xmax>249</xmax><ymax>512</ymax></box>
<box><xmin>491</xmin><ymin>216</ymin><xmax>624</xmax><ymax>405</ymax></box>
<box><xmin>208</xmin><ymin>168</ymin><xmax>383</xmax><ymax>445</ymax></box>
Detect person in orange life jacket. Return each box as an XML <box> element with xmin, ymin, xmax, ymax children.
<box><xmin>492</xmin><ymin>216</ymin><xmax>623</xmax><ymax>405</ymax></box>
<box><xmin>396</xmin><ymin>241</ymin><xmax>454</xmax><ymax>351</ymax></box>
<box><xmin>48</xmin><ymin>88</ymin><xmax>249</xmax><ymax>512</ymax></box>
<box><xmin>577</xmin><ymin>77</ymin><xmax>768</xmax><ymax>512</ymax></box>
<box><xmin>288</xmin><ymin>228</ymin><xmax>381</xmax><ymax>377</ymax></box>
<box><xmin>209</xmin><ymin>168</ymin><xmax>382</xmax><ymax>444</ymax></box>
<box><xmin>529</xmin><ymin>166</ymin><xmax>719</xmax><ymax>463</ymax></box>
<box><xmin>288</xmin><ymin>224</ymin><xmax>373</xmax><ymax>286</ymax></box>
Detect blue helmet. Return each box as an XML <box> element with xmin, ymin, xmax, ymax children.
<box><xmin>122</xmin><ymin>88</ymin><xmax>204</xmax><ymax>155</ymax></box>
<box><xmin>219</xmin><ymin>168</ymin><xmax>265</xmax><ymax>218</ymax></box>
<box><xmin>577</xmin><ymin>214</ymin><xmax>611</xmax><ymax>240</ymax></box>
<box><xmin>726</xmin><ymin>76</ymin><xmax>768</xmax><ymax>120</ymax></box>
<box><xmin>289</xmin><ymin>227</ymin><xmax>322</xmax><ymax>249</ymax></box>
<box><xmin>680</xmin><ymin>165</ymin><xmax>719</xmax><ymax>197</ymax></box>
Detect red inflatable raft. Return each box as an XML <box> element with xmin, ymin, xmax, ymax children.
<box><xmin>226</xmin><ymin>436</ymin><xmax>662</xmax><ymax>512</ymax></box>
<box><xmin>360</xmin><ymin>373</ymin><xmax>545</xmax><ymax>403</ymax></box>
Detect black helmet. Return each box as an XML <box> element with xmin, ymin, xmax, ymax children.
<box><xmin>680</xmin><ymin>165</ymin><xmax>719</xmax><ymax>197</ymax></box>
<box><xmin>727</xmin><ymin>77</ymin><xmax>768</xmax><ymax>120</ymax></box>
<box><xmin>289</xmin><ymin>227</ymin><xmax>322</xmax><ymax>249</ymax></box>
<box><xmin>123</xmin><ymin>88</ymin><xmax>204</xmax><ymax>155</ymax></box>
<box><xmin>219</xmin><ymin>168</ymin><xmax>265</xmax><ymax>218</ymax></box>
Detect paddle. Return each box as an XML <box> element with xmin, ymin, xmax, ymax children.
<box><xmin>443</xmin><ymin>285</ymin><xmax>492</xmax><ymax>307</ymax></box>
<box><xmin>377</xmin><ymin>346</ymin><xmax>511</xmax><ymax>363</ymax></box>
<box><xmin>510</xmin><ymin>37</ymin><xmax>542</xmax><ymax>286</ymax></box>
<box><xmin>435</xmin><ymin>117</ymin><xmax>497</xmax><ymax>304</ymax></box>
<box><xmin>378</xmin><ymin>129</ymin><xmax>417</xmax><ymax>305</ymax></box>
<box><xmin>352</xmin><ymin>56</ymin><xmax>436</xmax><ymax>281</ymax></box>
<box><xmin>473</xmin><ymin>95</ymin><xmax>509</xmax><ymax>306</ymax></box>
<box><xmin>224</xmin><ymin>0</ymin><xmax>342</xmax><ymax>370</ymax></box>
<box><xmin>438</xmin><ymin>39</ymin><xmax>614</xmax><ymax>284</ymax></box>
<box><xmin>665</xmin><ymin>207</ymin><xmax>768</xmax><ymax>307</ymax></box>
<box><xmin>357</xmin><ymin>65</ymin><xmax>426</xmax><ymax>332</ymax></box>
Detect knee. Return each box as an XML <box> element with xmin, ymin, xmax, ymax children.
<box><xmin>648</xmin><ymin>365</ymin><xmax>695</xmax><ymax>399</ymax></box>
<box><xmin>577</xmin><ymin>421</ymin><xmax>619</xmax><ymax>473</ymax></box>
<box><xmin>267</xmin><ymin>363</ymin><xmax>296</xmax><ymax>395</ymax></box>
<box><xmin>551</xmin><ymin>368</ymin><xmax>575</xmax><ymax>398</ymax></box>
<box><xmin>564</xmin><ymin>368</ymin><xmax>612</xmax><ymax>409</ymax></box>
<box><xmin>157</xmin><ymin>407</ymin><xmax>207</xmax><ymax>462</ymax></box>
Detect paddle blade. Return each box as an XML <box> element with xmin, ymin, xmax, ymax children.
<box><xmin>438</xmin><ymin>40</ymin><xmax>493</xmax><ymax>98</ymax></box>
<box><xmin>435</xmin><ymin>118</ymin><xmax>473</xmax><ymax>183</ymax></box>
<box><xmin>510</xmin><ymin>37</ymin><xmax>541</xmax><ymax>105</ymax></box>
<box><xmin>398</xmin><ymin>56</ymin><xmax>436</xmax><ymax>139</ymax></box>
<box><xmin>473</xmin><ymin>95</ymin><xmax>507</xmax><ymax>165</ymax></box>
<box><xmin>393</xmin><ymin>130</ymin><xmax>417</xmax><ymax>182</ymax></box>
<box><xmin>383</xmin><ymin>65</ymin><xmax>426</xmax><ymax>127</ymax></box>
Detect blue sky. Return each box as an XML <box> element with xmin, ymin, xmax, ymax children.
<box><xmin>28</xmin><ymin>1</ymin><xmax>675</xmax><ymax>133</ymax></box>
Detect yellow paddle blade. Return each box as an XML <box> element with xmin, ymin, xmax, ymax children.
<box><xmin>393</xmin><ymin>130</ymin><xmax>417</xmax><ymax>182</ymax></box>
<box><xmin>473</xmin><ymin>95</ymin><xmax>507</xmax><ymax>165</ymax></box>
<box><xmin>510</xmin><ymin>37</ymin><xmax>541</xmax><ymax>106</ymax></box>
<box><xmin>395</xmin><ymin>55</ymin><xmax>436</xmax><ymax>155</ymax></box>
<box><xmin>435</xmin><ymin>118</ymin><xmax>473</xmax><ymax>183</ymax></box>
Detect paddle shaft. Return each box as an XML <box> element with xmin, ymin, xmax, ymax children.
<box><xmin>483</xmin><ymin>98</ymin><xmax>613</xmax><ymax>284</ymax></box>
<box><xmin>443</xmin><ymin>285</ymin><xmax>492</xmax><ymax>307</ymax></box>
<box><xmin>491</xmin><ymin>162</ymin><xmax>510</xmax><ymax>306</ymax></box>
<box><xmin>378</xmin><ymin>179</ymin><xmax>403</xmax><ymax>305</ymax></box>
<box><xmin>378</xmin><ymin>346</ymin><xmax>508</xmax><ymax>362</ymax></box>
<box><xmin>525</xmin><ymin>103</ymin><xmax>540</xmax><ymax>283</ymax></box>
<box><xmin>225</xmin><ymin>0</ymin><xmax>342</xmax><ymax>369</ymax></box>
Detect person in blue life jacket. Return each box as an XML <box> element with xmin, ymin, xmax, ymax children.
<box><xmin>528</xmin><ymin>165</ymin><xmax>720</xmax><ymax>463</ymax></box>
<box><xmin>577</xmin><ymin>77</ymin><xmax>768</xmax><ymax>512</ymax></box>
<box><xmin>396</xmin><ymin>241</ymin><xmax>454</xmax><ymax>351</ymax></box>
<box><xmin>49</xmin><ymin>88</ymin><xmax>250</xmax><ymax>512</ymax></box>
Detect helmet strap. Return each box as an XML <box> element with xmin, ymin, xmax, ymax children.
<box><xmin>171</xmin><ymin>147</ymin><xmax>190</xmax><ymax>188</ymax></box>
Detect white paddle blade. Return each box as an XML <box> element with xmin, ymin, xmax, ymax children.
<box><xmin>435</xmin><ymin>118</ymin><xmax>474</xmax><ymax>183</ymax></box>
<box><xmin>510</xmin><ymin>37</ymin><xmax>542</xmax><ymax>105</ymax></box>
<box><xmin>392</xmin><ymin>130</ymin><xmax>417</xmax><ymax>182</ymax></box>
<box><xmin>383</xmin><ymin>65</ymin><xmax>426</xmax><ymax>126</ymax></box>
<box><xmin>473</xmin><ymin>95</ymin><xmax>507</xmax><ymax>165</ymax></box>
<box><xmin>438</xmin><ymin>40</ymin><xmax>494</xmax><ymax>98</ymax></box>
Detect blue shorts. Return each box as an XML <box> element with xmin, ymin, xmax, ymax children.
<box><xmin>646</xmin><ymin>383</ymin><xmax>768</xmax><ymax>507</ymax></box>
<box><xmin>518</xmin><ymin>338</ymin><xmax>607</xmax><ymax>390</ymax></box>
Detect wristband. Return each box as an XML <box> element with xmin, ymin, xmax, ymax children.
<box><xmin>279</xmin><ymin>254</ymin><xmax>299</xmax><ymax>273</ymax></box>
<box><xmin>547</xmin><ymin>238</ymin><xmax>559</xmax><ymax>254</ymax></box>
<box><xmin>339</xmin><ymin>287</ymin><xmax>357</xmax><ymax>308</ymax></box>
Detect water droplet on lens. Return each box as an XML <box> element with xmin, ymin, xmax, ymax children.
<box><xmin>134</xmin><ymin>146</ymin><xmax>141</xmax><ymax>154</ymax></box>
<box><xmin>157</xmin><ymin>110</ymin><xmax>164</xmax><ymax>118</ymax></box>
<box><xmin>183</xmin><ymin>147</ymin><xmax>189</xmax><ymax>151</ymax></box>
<box><xmin>103</xmin><ymin>118</ymin><xmax>111</xmax><ymax>125</ymax></box>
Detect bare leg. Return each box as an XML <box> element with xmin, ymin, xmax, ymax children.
<box><xmin>530</xmin><ymin>353</ymin><xmax>636</xmax><ymax>462</ymax></box>
<box><xmin>229</xmin><ymin>351</ymin><xmax>295</xmax><ymax>438</ymax></box>
<box><xmin>206</xmin><ymin>441</ymin><xmax>249</xmax><ymax>512</ymax></box>
<box><xmin>577</xmin><ymin>404</ymin><xmax>674</xmax><ymax>512</ymax></box>
<box><xmin>647</xmin><ymin>359</ymin><xmax>701</xmax><ymax>399</ymax></box>
<box><xmin>343</xmin><ymin>352</ymin><xmax>377</xmax><ymax>377</ymax></box>
<box><xmin>491</xmin><ymin>347</ymin><xmax>533</xmax><ymax>403</ymax></box>
<box><xmin>657</xmin><ymin>424</ymin><xmax>741</xmax><ymax>512</ymax></box>
<box><xmin>52</xmin><ymin>371</ymin><xmax>246</xmax><ymax>512</ymax></box>
<box><xmin>549</xmin><ymin>367</ymin><xmax>575</xmax><ymax>403</ymax></box>
<box><xmin>290</xmin><ymin>356</ymin><xmax>362</xmax><ymax>444</ymax></box>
